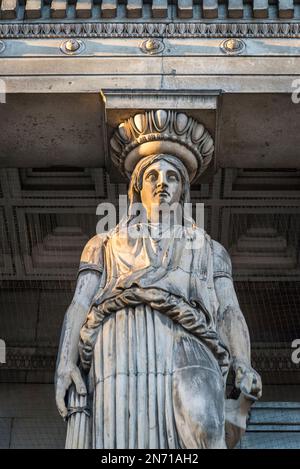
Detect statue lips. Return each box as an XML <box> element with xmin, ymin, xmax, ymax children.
<box><xmin>155</xmin><ymin>189</ymin><xmax>170</xmax><ymax>198</ymax></box>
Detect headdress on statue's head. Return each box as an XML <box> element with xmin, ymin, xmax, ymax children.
<box><xmin>110</xmin><ymin>110</ymin><xmax>214</xmax><ymax>183</ymax></box>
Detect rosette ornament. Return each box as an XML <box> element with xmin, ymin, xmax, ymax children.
<box><xmin>110</xmin><ymin>110</ymin><xmax>214</xmax><ymax>182</ymax></box>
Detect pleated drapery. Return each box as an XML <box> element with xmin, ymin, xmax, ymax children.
<box><xmin>66</xmin><ymin>303</ymin><xmax>226</xmax><ymax>449</ymax></box>
<box><xmin>92</xmin><ymin>305</ymin><xmax>178</xmax><ymax>449</ymax></box>
<box><xmin>65</xmin><ymin>387</ymin><xmax>91</xmax><ymax>449</ymax></box>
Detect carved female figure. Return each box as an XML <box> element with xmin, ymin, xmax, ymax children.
<box><xmin>55</xmin><ymin>111</ymin><xmax>261</xmax><ymax>449</ymax></box>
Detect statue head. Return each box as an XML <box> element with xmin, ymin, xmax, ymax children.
<box><xmin>127</xmin><ymin>153</ymin><xmax>191</xmax><ymax>225</ymax></box>
<box><xmin>140</xmin><ymin>159</ymin><xmax>182</xmax><ymax>209</ymax></box>
<box><xmin>129</xmin><ymin>154</ymin><xmax>189</xmax><ymax>204</ymax></box>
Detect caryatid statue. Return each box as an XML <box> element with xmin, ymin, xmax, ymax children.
<box><xmin>55</xmin><ymin>110</ymin><xmax>262</xmax><ymax>449</ymax></box>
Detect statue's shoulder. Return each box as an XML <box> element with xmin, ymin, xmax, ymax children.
<box><xmin>189</xmin><ymin>228</ymin><xmax>232</xmax><ymax>278</ymax></box>
<box><xmin>211</xmin><ymin>239</ymin><xmax>232</xmax><ymax>280</ymax></box>
<box><xmin>81</xmin><ymin>233</ymin><xmax>108</xmax><ymax>261</ymax></box>
<box><xmin>79</xmin><ymin>233</ymin><xmax>109</xmax><ymax>274</ymax></box>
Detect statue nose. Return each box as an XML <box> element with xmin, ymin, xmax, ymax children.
<box><xmin>157</xmin><ymin>175</ymin><xmax>168</xmax><ymax>187</ymax></box>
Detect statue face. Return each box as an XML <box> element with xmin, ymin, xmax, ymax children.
<box><xmin>140</xmin><ymin>160</ymin><xmax>183</xmax><ymax>211</ymax></box>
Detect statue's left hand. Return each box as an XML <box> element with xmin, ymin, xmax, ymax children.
<box><xmin>55</xmin><ymin>363</ymin><xmax>87</xmax><ymax>420</ymax></box>
<box><xmin>232</xmin><ymin>358</ymin><xmax>262</xmax><ymax>401</ymax></box>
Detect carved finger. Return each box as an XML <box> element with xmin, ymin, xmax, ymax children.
<box><xmin>56</xmin><ymin>387</ymin><xmax>68</xmax><ymax>419</ymax></box>
<box><xmin>240</xmin><ymin>372</ymin><xmax>254</xmax><ymax>398</ymax></box>
<box><xmin>71</xmin><ymin>367</ymin><xmax>87</xmax><ymax>395</ymax></box>
<box><xmin>251</xmin><ymin>374</ymin><xmax>263</xmax><ymax>399</ymax></box>
<box><xmin>234</xmin><ymin>366</ymin><xmax>244</xmax><ymax>388</ymax></box>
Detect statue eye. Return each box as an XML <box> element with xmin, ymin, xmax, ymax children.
<box><xmin>168</xmin><ymin>172</ymin><xmax>179</xmax><ymax>182</ymax></box>
<box><xmin>146</xmin><ymin>171</ymin><xmax>157</xmax><ymax>182</ymax></box>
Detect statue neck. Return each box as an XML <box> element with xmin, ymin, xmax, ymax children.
<box><xmin>144</xmin><ymin>205</ymin><xmax>182</xmax><ymax>226</ymax></box>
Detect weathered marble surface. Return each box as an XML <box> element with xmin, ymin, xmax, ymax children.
<box><xmin>55</xmin><ymin>113</ymin><xmax>261</xmax><ymax>448</ymax></box>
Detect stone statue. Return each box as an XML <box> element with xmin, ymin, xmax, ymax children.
<box><xmin>55</xmin><ymin>110</ymin><xmax>262</xmax><ymax>449</ymax></box>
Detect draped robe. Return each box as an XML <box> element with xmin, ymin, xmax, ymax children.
<box><xmin>66</xmin><ymin>223</ymin><xmax>232</xmax><ymax>449</ymax></box>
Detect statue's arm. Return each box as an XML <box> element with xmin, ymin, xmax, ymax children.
<box><xmin>55</xmin><ymin>270</ymin><xmax>101</xmax><ymax>419</ymax></box>
<box><xmin>55</xmin><ymin>234</ymin><xmax>105</xmax><ymax>419</ymax></box>
<box><xmin>215</xmin><ymin>275</ymin><xmax>251</xmax><ymax>366</ymax></box>
<box><xmin>213</xmin><ymin>241</ymin><xmax>262</xmax><ymax>400</ymax></box>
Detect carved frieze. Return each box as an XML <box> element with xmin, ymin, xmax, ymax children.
<box><xmin>0</xmin><ymin>22</ymin><xmax>300</xmax><ymax>39</ymax></box>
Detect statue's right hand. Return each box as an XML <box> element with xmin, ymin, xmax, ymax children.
<box><xmin>55</xmin><ymin>364</ymin><xmax>87</xmax><ymax>420</ymax></box>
